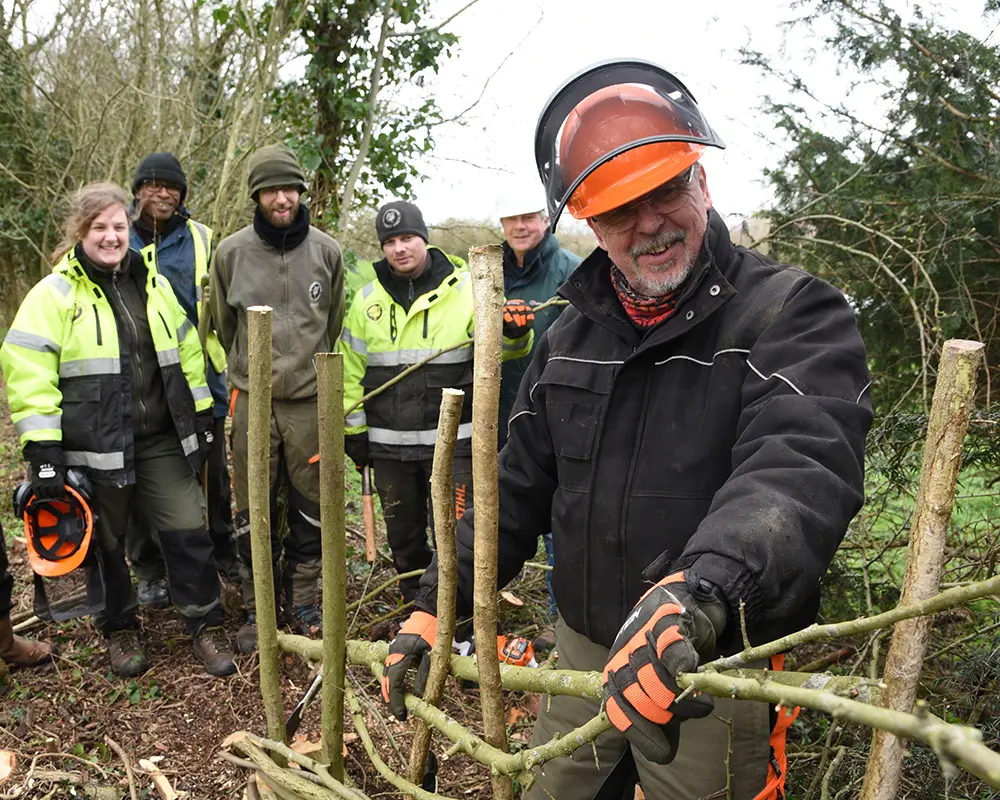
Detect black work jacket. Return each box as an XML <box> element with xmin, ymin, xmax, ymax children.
<box><xmin>418</xmin><ymin>210</ymin><xmax>873</xmax><ymax>654</ymax></box>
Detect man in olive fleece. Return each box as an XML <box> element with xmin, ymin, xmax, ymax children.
<box><xmin>211</xmin><ymin>143</ymin><xmax>345</xmax><ymax>653</ymax></box>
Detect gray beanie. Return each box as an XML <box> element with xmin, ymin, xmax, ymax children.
<box><xmin>247</xmin><ymin>144</ymin><xmax>307</xmax><ymax>200</ymax></box>
<box><xmin>375</xmin><ymin>200</ymin><xmax>428</xmax><ymax>245</ymax></box>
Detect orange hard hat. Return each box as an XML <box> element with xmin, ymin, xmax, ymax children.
<box><xmin>16</xmin><ymin>477</ymin><xmax>95</xmax><ymax>578</ymax></box>
<box><xmin>535</xmin><ymin>59</ymin><xmax>725</xmax><ymax>227</ymax></box>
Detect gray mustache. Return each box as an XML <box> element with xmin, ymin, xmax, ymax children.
<box><xmin>629</xmin><ymin>231</ymin><xmax>686</xmax><ymax>260</ymax></box>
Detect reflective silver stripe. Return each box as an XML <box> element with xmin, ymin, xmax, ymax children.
<box><xmin>340</xmin><ymin>327</ymin><xmax>367</xmax><ymax>355</ymax></box>
<box><xmin>5</xmin><ymin>329</ymin><xmax>61</xmax><ymax>354</ymax></box>
<box><xmin>368</xmin><ymin>422</ymin><xmax>471</xmax><ymax>446</ymax></box>
<box><xmin>64</xmin><ymin>450</ymin><xmax>124</xmax><ymax>470</ymax></box>
<box><xmin>157</xmin><ymin>348</ymin><xmax>181</xmax><ymax>367</ymax></box>
<box><xmin>361</xmin><ymin>283</ymin><xmax>376</xmax><ymax>300</ymax></box>
<box><xmin>345</xmin><ymin>411</ymin><xmax>367</xmax><ymax>428</ymax></box>
<box><xmin>42</xmin><ymin>273</ymin><xmax>72</xmax><ymax>297</ymax></box>
<box><xmin>181</xmin><ymin>433</ymin><xmax>198</xmax><ymax>456</ymax></box>
<box><xmin>367</xmin><ymin>345</ymin><xmax>472</xmax><ymax>367</ymax></box>
<box><xmin>456</xmin><ymin>272</ymin><xmax>470</xmax><ymax>290</ymax></box>
<box><xmin>59</xmin><ymin>358</ymin><xmax>121</xmax><ymax>378</ymax></box>
<box><xmin>502</xmin><ymin>337</ymin><xmax>527</xmax><ymax>352</ymax></box>
<box><xmin>14</xmin><ymin>413</ymin><xmax>61</xmax><ymax>436</ymax></box>
<box><xmin>177</xmin><ymin>318</ymin><xmax>195</xmax><ymax>341</ymax></box>
<box><xmin>191</xmin><ymin>386</ymin><xmax>212</xmax><ymax>402</ymax></box>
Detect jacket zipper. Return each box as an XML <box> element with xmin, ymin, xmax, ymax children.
<box><xmin>408</xmin><ymin>278</ymin><xmax>414</xmax><ymax>306</ymax></box>
<box><xmin>390</xmin><ymin>305</ymin><xmax>397</xmax><ymax>343</ymax></box>
<box><xmin>422</xmin><ymin>309</ymin><xmax>429</xmax><ymax>339</ymax></box>
<box><xmin>110</xmin><ymin>272</ymin><xmax>148</xmax><ymax>437</ymax></box>
<box><xmin>92</xmin><ymin>304</ymin><xmax>102</xmax><ymax>346</ymax></box>
<box><xmin>157</xmin><ymin>311</ymin><xmax>173</xmax><ymax>339</ymax></box>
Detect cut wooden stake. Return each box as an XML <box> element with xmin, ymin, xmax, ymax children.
<box><xmin>316</xmin><ymin>352</ymin><xmax>346</xmax><ymax>778</ymax></box>
<box><xmin>862</xmin><ymin>338</ymin><xmax>984</xmax><ymax>800</ymax></box>
<box><xmin>247</xmin><ymin>306</ymin><xmax>286</xmax><ymax>753</ymax></box>
<box><xmin>408</xmin><ymin>388</ymin><xmax>465</xmax><ymax>788</ymax></box>
<box><xmin>138</xmin><ymin>758</ymin><xmax>180</xmax><ymax>800</ymax></box>
<box><xmin>468</xmin><ymin>244</ymin><xmax>514</xmax><ymax>800</ymax></box>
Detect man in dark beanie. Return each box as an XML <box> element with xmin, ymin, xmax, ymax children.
<box><xmin>211</xmin><ymin>142</ymin><xmax>345</xmax><ymax>652</ymax></box>
<box><xmin>338</xmin><ymin>199</ymin><xmax>534</xmax><ymax>607</ymax></box>
<box><xmin>126</xmin><ymin>152</ymin><xmax>240</xmax><ymax>610</ymax></box>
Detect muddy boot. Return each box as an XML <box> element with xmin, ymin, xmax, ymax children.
<box><xmin>0</xmin><ymin>616</ymin><xmax>52</xmax><ymax>667</ymax></box>
<box><xmin>236</xmin><ymin>613</ymin><xmax>257</xmax><ymax>654</ymax></box>
<box><xmin>290</xmin><ymin>604</ymin><xmax>322</xmax><ymax>638</ymax></box>
<box><xmin>137</xmin><ymin>577</ymin><xmax>169</xmax><ymax>609</ymax></box>
<box><xmin>192</xmin><ymin>626</ymin><xmax>237</xmax><ymax>677</ymax></box>
<box><xmin>106</xmin><ymin>628</ymin><xmax>150</xmax><ymax>677</ymax></box>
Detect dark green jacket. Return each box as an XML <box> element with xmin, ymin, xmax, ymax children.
<box><xmin>499</xmin><ymin>233</ymin><xmax>581</xmax><ymax>445</ymax></box>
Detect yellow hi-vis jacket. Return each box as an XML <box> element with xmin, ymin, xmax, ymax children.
<box><xmin>338</xmin><ymin>247</ymin><xmax>532</xmax><ymax>461</ymax></box>
<box><xmin>186</xmin><ymin>220</ymin><xmax>227</xmax><ymax>374</ymax></box>
<box><xmin>1</xmin><ymin>245</ymin><xmax>212</xmax><ymax>486</ymax></box>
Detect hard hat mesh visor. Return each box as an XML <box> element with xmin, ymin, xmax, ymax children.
<box><xmin>534</xmin><ymin>61</ymin><xmax>725</xmax><ymax>227</ymax></box>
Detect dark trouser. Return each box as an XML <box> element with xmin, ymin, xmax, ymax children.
<box><xmin>0</xmin><ymin>527</ymin><xmax>13</xmax><ymax>618</ymax></box>
<box><xmin>371</xmin><ymin>455</ymin><xmax>473</xmax><ymax>604</ymax></box>
<box><xmin>95</xmin><ymin>432</ymin><xmax>223</xmax><ymax>634</ymax></box>
<box><xmin>124</xmin><ymin>416</ymin><xmax>236</xmax><ymax>581</ymax></box>
<box><xmin>524</xmin><ymin>616</ymin><xmax>777</xmax><ymax>800</ymax></box>
<box><xmin>231</xmin><ymin>391</ymin><xmax>323</xmax><ymax>610</ymax></box>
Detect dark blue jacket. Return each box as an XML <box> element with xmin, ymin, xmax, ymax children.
<box><xmin>499</xmin><ymin>233</ymin><xmax>581</xmax><ymax>444</ymax></box>
<box><xmin>131</xmin><ymin>213</ymin><xmax>227</xmax><ymax>417</ymax></box>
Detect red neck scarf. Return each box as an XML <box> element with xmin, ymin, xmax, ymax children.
<box><xmin>610</xmin><ymin>265</ymin><xmax>680</xmax><ymax>329</ymax></box>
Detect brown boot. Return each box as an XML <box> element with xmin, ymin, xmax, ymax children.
<box><xmin>192</xmin><ymin>626</ymin><xmax>236</xmax><ymax>677</ymax></box>
<box><xmin>0</xmin><ymin>616</ymin><xmax>52</xmax><ymax>667</ymax></box>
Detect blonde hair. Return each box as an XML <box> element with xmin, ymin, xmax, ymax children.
<box><xmin>51</xmin><ymin>182</ymin><xmax>130</xmax><ymax>262</ymax></box>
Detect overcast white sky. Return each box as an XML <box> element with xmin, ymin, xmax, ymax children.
<box><xmin>396</xmin><ymin>0</ymin><xmax>987</xmax><ymax>231</ymax></box>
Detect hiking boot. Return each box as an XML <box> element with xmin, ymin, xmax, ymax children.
<box><xmin>107</xmin><ymin>629</ymin><xmax>150</xmax><ymax>677</ymax></box>
<box><xmin>137</xmin><ymin>577</ymin><xmax>169</xmax><ymax>608</ymax></box>
<box><xmin>236</xmin><ymin>614</ymin><xmax>257</xmax><ymax>654</ymax></box>
<box><xmin>0</xmin><ymin>616</ymin><xmax>52</xmax><ymax>667</ymax></box>
<box><xmin>290</xmin><ymin>604</ymin><xmax>322</xmax><ymax>637</ymax></box>
<box><xmin>192</xmin><ymin>626</ymin><xmax>237</xmax><ymax>677</ymax></box>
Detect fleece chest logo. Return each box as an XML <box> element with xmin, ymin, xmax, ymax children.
<box><xmin>381</xmin><ymin>208</ymin><xmax>401</xmax><ymax>228</ymax></box>
<box><xmin>308</xmin><ymin>280</ymin><xmax>323</xmax><ymax>303</ymax></box>
<box><xmin>366</xmin><ymin>303</ymin><xmax>383</xmax><ymax>322</ymax></box>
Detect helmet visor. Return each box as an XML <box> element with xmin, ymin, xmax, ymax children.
<box><xmin>534</xmin><ymin>59</ymin><xmax>726</xmax><ymax>229</ymax></box>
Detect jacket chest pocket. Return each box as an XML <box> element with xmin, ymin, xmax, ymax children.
<box><xmin>537</xmin><ymin>358</ymin><xmax>615</xmax><ymax>462</ymax></box>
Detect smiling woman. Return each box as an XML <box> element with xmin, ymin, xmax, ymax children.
<box><xmin>1</xmin><ymin>181</ymin><xmax>236</xmax><ymax>680</ymax></box>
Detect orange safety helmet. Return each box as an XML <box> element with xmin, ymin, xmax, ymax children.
<box><xmin>14</xmin><ymin>470</ymin><xmax>95</xmax><ymax>578</ymax></box>
<box><xmin>534</xmin><ymin>59</ymin><xmax>725</xmax><ymax>228</ymax></box>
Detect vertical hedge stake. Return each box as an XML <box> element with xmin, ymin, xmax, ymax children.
<box><xmin>247</xmin><ymin>305</ymin><xmax>286</xmax><ymax>754</ymax></box>
<box><xmin>468</xmin><ymin>245</ymin><xmax>514</xmax><ymax>800</ymax></box>
<box><xmin>316</xmin><ymin>352</ymin><xmax>346</xmax><ymax>776</ymax></box>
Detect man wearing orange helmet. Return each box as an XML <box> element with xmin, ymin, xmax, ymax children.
<box><xmin>384</xmin><ymin>60</ymin><xmax>872</xmax><ymax>799</ymax></box>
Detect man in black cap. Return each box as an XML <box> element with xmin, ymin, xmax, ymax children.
<box><xmin>212</xmin><ymin>143</ymin><xmax>345</xmax><ymax>652</ymax></box>
<box><xmin>126</xmin><ymin>152</ymin><xmax>240</xmax><ymax>609</ymax></box>
<box><xmin>339</xmin><ymin>200</ymin><xmax>534</xmax><ymax>606</ymax></box>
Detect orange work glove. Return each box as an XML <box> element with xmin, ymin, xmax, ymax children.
<box><xmin>502</xmin><ymin>299</ymin><xmax>535</xmax><ymax>339</ymax></box>
<box><xmin>602</xmin><ymin>571</ymin><xmax>727</xmax><ymax>764</ymax></box>
<box><xmin>382</xmin><ymin>610</ymin><xmax>437</xmax><ymax>720</ymax></box>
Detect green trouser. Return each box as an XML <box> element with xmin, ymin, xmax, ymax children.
<box><xmin>93</xmin><ymin>432</ymin><xmax>222</xmax><ymax>633</ymax></box>
<box><xmin>524</xmin><ymin>617</ymin><xmax>772</xmax><ymax>800</ymax></box>
<box><xmin>230</xmin><ymin>390</ymin><xmax>323</xmax><ymax>610</ymax></box>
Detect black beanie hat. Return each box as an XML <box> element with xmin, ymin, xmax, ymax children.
<box><xmin>375</xmin><ymin>200</ymin><xmax>428</xmax><ymax>246</ymax></box>
<box><xmin>132</xmin><ymin>152</ymin><xmax>187</xmax><ymax>203</ymax></box>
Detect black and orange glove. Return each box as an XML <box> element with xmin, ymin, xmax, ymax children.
<box><xmin>382</xmin><ymin>610</ymin><xmax>437</xmax><ymax>720</ymax></box>
<box><xmin>602</xmin><ymin>571</ymin><xmax>728</xmax><ymax>764</ymax></box>
<box><xmin>502</xmin><ymin>299</ymin><xmax>535</xmax><ymax>339</ymax></box>
<box><xmin>344</xmin><ymin>432</ymin><xmax>370</xmax><ymax>472</ymax></box>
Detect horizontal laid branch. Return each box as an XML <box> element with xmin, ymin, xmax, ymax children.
<box><xmin>277</xmin><ymin>634</ymin><xmax>877</xmax><ymax>702</ymax></box>
<box><xmin>678</xmin><ymin>672</ymin><xmax>1000</xmax><ymax>789</ymax></box>
<box><xmin>704</xmin><ymin>573</ymin><xmax>1000</xmax><ymax>672</ymax></box>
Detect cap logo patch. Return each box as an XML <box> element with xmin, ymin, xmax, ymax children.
<box><xmin>381</xmin><ymin>208</ymin><xmax>401</xmax><ymax>228</ymax></box>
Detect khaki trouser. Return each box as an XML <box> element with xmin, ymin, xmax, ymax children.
<box><xmin>524</xmin><ymin>617</ymin><xmax>774</xmax><ymax>800</ymax></box>
<box><xmin>230</xmin><ymin>389</ymin><xmax>323</xmax><ymax>609</ymax></box>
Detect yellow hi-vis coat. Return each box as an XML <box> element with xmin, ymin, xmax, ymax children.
<box><xmin>186</xmin><ymin>220</ymin><xmax>227</xmax><ymax>374</ymax></box>
<box><xmin>1</xmin><ymin>245</ymin><xmax>212</xmax><ymax>486</ymax></box>
<box><xmin>338</xmin><ymin>248</ymin><xmax>532</xmax><ymax>461</ymax></box>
